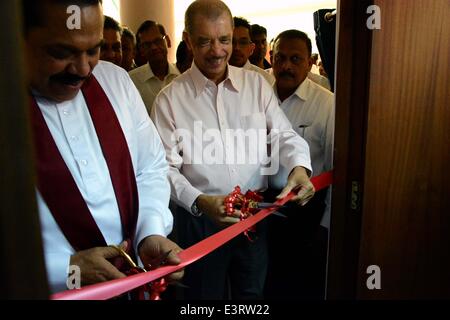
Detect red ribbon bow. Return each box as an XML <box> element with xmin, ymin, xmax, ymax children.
<box><xmin>224</xmin><ymin>186</ymin><xmax>264</xmax><ymax>240</ymax></box>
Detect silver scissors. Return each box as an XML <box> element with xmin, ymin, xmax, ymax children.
<box><xmin>254</xmin><ymin>203</ymin><xmax>288</xmax><ymax>218</ymax></box>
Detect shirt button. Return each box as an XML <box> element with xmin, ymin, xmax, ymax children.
<box><xmin>63</xmin><ymin>110</ymin><xmax>70</xmax><ymax>116</ymax></box>
<box><xmin>80</xmin><ymin>159</ymin><xmax>88</xmax><ymax>166</ymax></box>
<box><xmin>70</xmin><ymin>136</ymin><xmax>79</xmax><ymax>142</ymax></box>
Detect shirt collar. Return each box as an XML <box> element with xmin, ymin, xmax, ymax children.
<box><xmin>243</xmin><ymin>60</ymin><xmax>252</xmax><ymax>70</ymax></box>
<box><xmin>293</xmin><ymin>77</ymin><xmax>311</xmax><ymax>101</ymax></box>
<box><xmin>141</xmin><ymin>62</ymin><xmax>180</xmax><ymax>82</ymax></box>
<box><xmin>189</xmin><ymin>62</ymin><xmax>240</xmax><ymax>97</ymax></box>
<box><xmin>274</xmin><ymin>77</ymin><xmax>311</xmax><ymax>103</ymax></box>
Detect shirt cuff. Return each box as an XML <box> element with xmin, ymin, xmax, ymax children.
<box><xmin>45</xmin><ymin>252</ymin><xmax>71</xmax><ymax>294</ymax></box>
<box><xmin>283</xmin><ymin>155</ymin><xmax>313</xmax><ymax>178</ymax></box>
<box><xmin>134</xmin><ymin>214</ymin><xmax>172</xmax><ymax>253</ymax></box>
<box><xmin>178</xmin><ymin>185</ymin><xmax>203</xmax><ymax>213</ymax></box>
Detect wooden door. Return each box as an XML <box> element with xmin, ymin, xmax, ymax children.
<box><xmin>328</xmin><ymin>0</ymin><xmax>450</xmax><ymax>299</ymax></box>
<box><xmin>0</xmin><ymin>1</ymin><xmax>49</xmax><ymax>299</ymax></box>
<box><xmin>358</xmin><ymin>0</ymin><xmax>450</xmax><ymax>299</ymax></box>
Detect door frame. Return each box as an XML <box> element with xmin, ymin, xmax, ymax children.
<box><xmin>326</xmin><ymin>0</ymin><xmax>373</xmax><ymax>299</ymax></box>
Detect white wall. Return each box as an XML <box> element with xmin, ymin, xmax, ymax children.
<box><xmin>103</xmin><ymin>0</ymin><xmax>121</xmax><ymax>22</ymax></box>
<box><xmin>174</xmin><ymin>0</ymin><xmax>337</xmax><ymax>54</ymax></box>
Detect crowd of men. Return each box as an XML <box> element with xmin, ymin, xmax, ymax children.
<box><xmin>23</xmin><ymin>0</ymin><xmax>334</xmax><ymax>300</ymax></box>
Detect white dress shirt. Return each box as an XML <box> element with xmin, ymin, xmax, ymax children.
<box><xmin>271</xmin><ymin>77</ymin><xmax>334</xmax><ymax>227</ymax></box>
<box><xmin>243</xmin><ymin>60</ymin><xmax>275</xmax><ymax>86</ymax></box>
<box><xmin>307</xmin><ymin>71</ymin><xmax>331</xmax><ymax>91</ymax></box>
<box><xmin>129</xmin><ymin>62</ymin><xmax>180</xmax><ymax>115</ymax></box>
<box><xmin>35</xmin><ymin>61</ymin><xmax>173</xmax><ymax>293</ymax></box>
<box><xmin>151</xmin><ymin>62</ymin><xmax>312</xmax><ymax>212</ymax></box>
<box><xmin>310</xmin><ymin>64</ymin><xmax>321</xmax><ymax>75</ymax></box>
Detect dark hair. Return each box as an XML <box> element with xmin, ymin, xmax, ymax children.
<box><xmin>22</xmin><ymin>0</ymin><xmax>102</xmax><ymax>34</ymax></box>
<box><xmin>233</xmin><ymin>17</ymin><xmax>251</xmax><ymax>32</ymax></box>
<box><xmin>250</xmin><ymin>24</ymin><xmax>267</xmax><ymax>38</ymax></box>
<box><xmin>176</xmin><ymin>40</ymin><xmax>189</xmax><ymax>63</ymax></box>
<box><xmin>121</xmin><ymin>27</ymin><xmax>136</xmax><ymax>46</ymax></box>
<box><xmin>185</xmin><ymin>0</ymin><xmax>233</xmax><ymax>35</ymax></box>
<box><xmin>136</xmin><ymin>20</ymin><xmax>166</xmax><ymax>36</ymax></box>
<box><xmin>274</xmin><ymin>29</ymin><xmax>312</xmax><ymax>56</ymax></box>
<box><xmin>135</xmin><ymin>20</ymin><xmax>166</xmax><ymax>48</ymax></box>
<box><xmin>104</xmin><ymin>15</ymin><xmax>122</xmax><ymax>35</ymax></box>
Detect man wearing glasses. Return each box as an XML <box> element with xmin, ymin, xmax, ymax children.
<box><xmin>129</xmin><ymin>20</ymin><xmax>180</xmax><ymax>115</ymax></box>
<box><xmin>229</xmin><ymin>17</ymin><xmax>275</xmax><ymax>85</ymax></box>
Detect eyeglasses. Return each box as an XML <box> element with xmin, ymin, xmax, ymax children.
<box><xmin>232</xmin><ymin>39</ymin><xmax>253</xmax><ymax>47</ymax></box>
<box><xmin>139</xmin><ymin>35</ymin><xmax>167</xmax><ymax>50</ymax></box>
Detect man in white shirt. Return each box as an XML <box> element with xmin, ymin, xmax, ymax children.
<box><xmin>266</xmin><ymin>29</ymin><xmax>334</xmax><ymax>299</ymax></box>
<box><xmin>23</xmin><ymin>0</ymin><xmax>183</xmax><ymax>293</ymax></box>
<box><xmin>229</xmin><ymin>17</ymin><xmax>275</xmax><ymax>85</ymax></box>
<box><xmin>152</xmin><ymin>0</ymin><xmax>314</xmax><ymax>299</ymax></box>
<box><xmin>129</xmin><ymin>20</ymin><xmax>180</xmax><ymax>115</ymax></box>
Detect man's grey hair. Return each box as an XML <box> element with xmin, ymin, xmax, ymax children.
<box><xmin>185</xmin><ymin>0</ymin><xmax>234</xmax><ymax>35</ymax></box>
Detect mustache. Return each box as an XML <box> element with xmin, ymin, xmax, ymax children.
<box><xmin>278</xmin><ymin>71</ymin><xmax>295</xmax><ymax>79</ymax></box>
<box><xmin>50</xmin><ymin>73</ymin><xmax>89</xmax><ymax>86</ymax></box>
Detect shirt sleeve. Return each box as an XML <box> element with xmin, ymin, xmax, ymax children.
<box><xmin>123</xmin><ymin>72</ymin><xmax>174</xmax><ymax>251</ymax></box>
<box><xmin>151</xmin><ymin>92</ymin><xmax>203</xmax><ymax>213</ymax></box>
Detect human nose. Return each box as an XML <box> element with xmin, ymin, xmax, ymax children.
<box><xmin>209</xmin><ymin>40</ymin><xmax>223</xmax><ymax>55</ymax></box>
<box><xmin>68</xmin><ymin>53</ymin><xmax>92</xmax><ymax>77</ymax></box>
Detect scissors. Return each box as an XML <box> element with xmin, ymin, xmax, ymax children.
<box><xmin>108</xmin><ymin>246</ymin><xmax>173</xmax><ymax>272</ymax></box>
<box><xmin>148</xmin><ymin>249</ymin><xmax>172</xmax><ymax>270</ymax></box>
<box><xmin>252</xmin><ymin>202</ymin><xmax>289</xmax><ymax>218</ymax></box>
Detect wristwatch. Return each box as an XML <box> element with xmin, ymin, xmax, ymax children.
<box><xmin>190</xmin><ymin>199</ymin><xmax>203</xmax><ymax>217</ymax></box>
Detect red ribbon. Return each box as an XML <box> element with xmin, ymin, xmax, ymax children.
<box><xmin>51</xmin><ymin>171</ymin><xmax>333</xmax><ymax>300</ymax></box>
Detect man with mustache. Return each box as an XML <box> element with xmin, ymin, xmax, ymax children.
<box><xmin>129</xmin><ymin>20</ymin><xmax>180</xmax><ymax>115</ymax></box>
<box><xmin>268</xmin><ymin>29</ymin><xmax>334</xmax><ymax>299</ymax></box>
<box><xmin>152</xmin><ymin>0</ymin><xmax>314</xmax><ymax>299</ymax></box>
<box><xmin>23</xmin><ymin>0</ymin><xmax>183</xmax><ymax>293</ymax></box>
<box><xmin>229</xmin><ymin>17</ymin><xmax>274</xmax><ymax>85</ymax></box>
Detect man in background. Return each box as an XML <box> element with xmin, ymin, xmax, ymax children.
<box><xmin>229</xmin><ymin>17</ymin><xmax>274</xmax><ymax>85</ymax></box>
<box><xmin>249</xmin><ymin>24</ymin><xmax>271</xmax><ymax>70</ymax></box>
<box><xmin>100</xmin><ymin>15</ymin><xmax>122</xmax><ymax>67</ymax></box>
<box><xmin>129</xmin><ymin>20</ymin><xmax>180</xmax><ymax>114</ymax></box>
<box><xmin>121</xmin><ymin>27</ymin><xmax>137</xmax><ymax>71</ymax></box>
<box><xmin>267</xmin><ymin>29</ymin><xmax>334</xmax><ymax>299</ymax></box>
